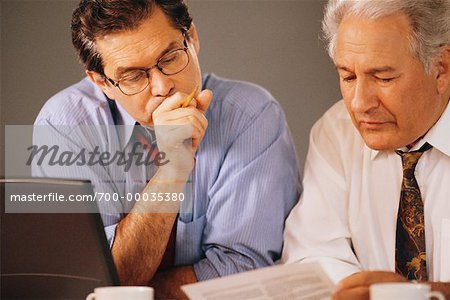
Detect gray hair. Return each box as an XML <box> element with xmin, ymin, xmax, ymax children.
<box><xmin>322</xmin><ymin>0</ymin><xmax>450</xmax><ymax>73</ymax></box>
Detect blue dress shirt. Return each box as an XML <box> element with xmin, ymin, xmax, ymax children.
<box><xmin>33</xmin><ymin>73</ymin><xmax>300</xmax><ymax>280</ymax></box>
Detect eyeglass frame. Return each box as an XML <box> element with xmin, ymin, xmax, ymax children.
<box><xmin>101</xmin><ymin>32</ymin><xmax>190</xmax><ymax>96</ymax></box>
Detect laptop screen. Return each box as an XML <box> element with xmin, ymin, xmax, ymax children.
<box><xmin>1</xmin><ymin>178</ymin><xmax>120</xmax><ymax>299</ymax></box>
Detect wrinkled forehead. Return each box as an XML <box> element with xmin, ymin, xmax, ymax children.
<box><xmin>334</xmin><ymin>13</ymin><xmax>414</xmax><ymax>64</ymax></box>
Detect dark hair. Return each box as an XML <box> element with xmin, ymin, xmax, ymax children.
<box><xmin>71</xmin><ymin>0</ymin><xmax>193</xmax><ymax>73</ymax></box>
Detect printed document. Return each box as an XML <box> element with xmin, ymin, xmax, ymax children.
<box><xmin>181</xmin><ymin>262</ymin><xmax>335</xmax><ymax>300</ymax></box>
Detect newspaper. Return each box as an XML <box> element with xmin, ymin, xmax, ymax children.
<box><xmin>181</xmin><ymin>262</ymin><xmax>335</xmax><ymax>300</ymax></box>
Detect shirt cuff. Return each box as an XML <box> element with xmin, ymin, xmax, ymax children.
<box><xmin>193</xmin><ymin>249</ymin><xmax>270</xmax><ymax>281</ymax></box>
<box><xmin>193</xmin><ymin>258</ymin><xmax>220</xmax><ymax>281</ymax></box>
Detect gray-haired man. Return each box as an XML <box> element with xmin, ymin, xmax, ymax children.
<box><xmin>282</xmin><ymin>0</ymin><xmax>450</xmax><ymax>299</ymax></box>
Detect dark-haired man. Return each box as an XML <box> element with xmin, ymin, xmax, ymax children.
<box><xmin>33</xmin><ymin>0</ymin><xmax>299</xmax><ymax>298</ymax></box>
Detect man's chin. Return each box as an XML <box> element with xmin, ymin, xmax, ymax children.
<box><xmin>360</xmin><ymin>133</ymin><xmax>397</xmax><ymax>151</ymax></box>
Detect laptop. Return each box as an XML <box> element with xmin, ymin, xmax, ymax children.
<box><xmin>1</xmin><ymin>178</ymin><xmax>120</xmax><ymax>300</ymax></box>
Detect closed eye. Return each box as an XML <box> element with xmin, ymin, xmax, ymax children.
<box><xmin>342</xmin><ymin>75</ymin><xmax>356</xmax><ymax>82</ymax></box>
<box><xmin>376</xmin><ymin>77</ymin><xmax>396</xmax><ymax>83</ymax></box>
<box><xmin>121</xmin><ymin>71</ymin><xmax>145</xmax><ymax>83</ymax></box>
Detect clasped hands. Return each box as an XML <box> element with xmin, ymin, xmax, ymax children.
<box><xmin>152</xmin><ymin>88</ymin><xmax>212</xmax><ymax>178</ymax></box>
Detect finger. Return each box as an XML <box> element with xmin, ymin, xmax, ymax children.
<box><xmin>181</xmin><ymin>86</ymin><xmax>198</xmax><ymax>108</ymax></box>
<box><xmin>153</xmin><ymin>92</ymin><xmax>187</xmax><ymax>115</ymax></box>
<box><xmin>156</xmin><ymin>107</ymin><xmax>208</xmax><ymax>132</ymax></box>
<box><xmin>178</xmin><ymin>107</ymin><xmax>208</xmax><ymax>131</ymax></box>
<box><xmin>153</xmin><ymin>89</ymin><xmax>210</xmax><ymax>120</ymax></box>
<box><xmin>339</xmin><ymin>271</ymin><xmax>407</xmax><ymax>290</ymax></box>
<box><xmin>333</xmin><ymin>287</ymin><xmax>370</xmax><ymax>300</ymax></box>
<box><xmin>187</xmin><ymin>98</ymin><xmax>198</xmax><ymax>108</ymax></box>
<box><xmin>338</xmin><ymin>272</ymin><xmax>368</xmax><ymax>290</ymax></box>
<box><xmin>157</xmin><ymin>118</ymin><xmax>205</xmax><ymax>144</ymax></box>
<box><xmin>196</xmin><ymin>89</ymin><xmax>213</xmax><ymax>113</ymax></box>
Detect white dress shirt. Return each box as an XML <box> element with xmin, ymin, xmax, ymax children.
<box><xmin>281</xmin><ymin>100</ymin><xmax>450</xmax><ymax>283</ymax></box>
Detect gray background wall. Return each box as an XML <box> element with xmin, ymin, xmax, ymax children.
<box><xmin>0</xmin><ymin>0</ymin><xmax>341</xmax><ymax>178</ymax></box>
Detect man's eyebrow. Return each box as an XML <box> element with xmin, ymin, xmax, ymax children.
<box><xmin>115</xmin><ymin>41</ymin><xmax>181</xmax><ymax>78</ymax></box>
<box><xmin>335</xmin><ymin>65</ymin><xmax>396</xmax><ymax>74</ymax></box>
<box><xmin>335</xmin><ymin>65</ymin><xmax>352</xmax><ymax>73</ymax></box>
<box><xmin>365</xmin><ymin>66</ymin><xmax>396</xmax><ymax>74</ymax></box>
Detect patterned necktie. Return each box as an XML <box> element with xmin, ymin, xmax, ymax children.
<box><xmin>133</xmin><ymin>123</ymin><xmax>159</xmax><ymax>163</ymax></box>
<box><xmin>395</xmin><ymin>142</ymin><xmax>432</xmax><ymax>281</ymax></box>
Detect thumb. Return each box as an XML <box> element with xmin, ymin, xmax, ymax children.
<box><xmin>196</xmin><ymin>89</ymin><xmax>213</xmax><ymax>114</ymax></box>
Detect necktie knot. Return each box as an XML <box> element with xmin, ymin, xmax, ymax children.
<box><xmin>396</xmin><ymin>143</ymin><xmax>432</xmax><ymax>179</ymax></box>
<box><xmin>132</xmin><ymin>123</ymin><xmax>160</xmax><ymax>175</ymax></box>
<box><xmin>133</xmin><ymin>123</ymin><xmax>157</xmax><ymax>149</ymax></box>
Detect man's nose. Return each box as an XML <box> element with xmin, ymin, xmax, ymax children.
<box><xmin>350</xmin><ymin>79</ymin><xmax>379</xmax><ymax>113</ymax></box>
<box><xmin>149</xmin><ymin>68</ymin><xmax>175</xmax><ymax>98</ymax></box>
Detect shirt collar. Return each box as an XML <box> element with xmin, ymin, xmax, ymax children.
<box><xmin>424</xmin><ymin>101</ymin><xmax>450</xmax><ymax>156</ymax></box>
<box><xmin>370</xmin><ymin>101</ymin><xmax>450</xmax><ymax>160</ymax></box>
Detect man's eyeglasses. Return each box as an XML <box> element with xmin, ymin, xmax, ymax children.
<box><xmin>102</xmin><ymin>35</ymin><xmax>190</xmax><ymax>96</ymax></box>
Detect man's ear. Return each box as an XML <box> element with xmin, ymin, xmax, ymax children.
<box><xmin>435</xmin><ymin>46</ymin><xmax>450</xmax><ymax>95</ymax></box>
<box><xmin>187</xmin><ymin>23</ymin><xmax>200</xmax><ymax>54</ymax></box>
<box><xmin>86</xmin><ymin>70</ymin><xmax>116</xmax><ymax>100</ymax></box>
